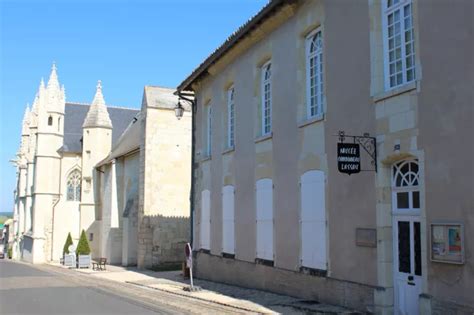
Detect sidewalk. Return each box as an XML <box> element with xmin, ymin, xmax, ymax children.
<box><xmin>51</xmin><ymin>263</ymin><xmax>358</xmax><ymax>314</ymax></box>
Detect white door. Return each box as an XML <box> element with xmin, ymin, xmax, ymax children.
<box><xmin>200</xmin><ymin>190</ymin><xmax>211</xmax><ymax>250</ymax></box>
<box><xmin>300</xmin><ymin>170</ymin><xmax>327</xmax><ymax>270</ymax></box>
<box><xmin>256</xmin><ymin>179</ymin><xmax>273</xmax><ymax>261</ymax></box>
<box><xmin>222</xmin><ymin>185</ymin><xmax>235</xmax><ymax>254</ymax></box>
<box><xmin>392</xmin><ymin>160</ymin><xmax>422</xmax><ymax>315</ymax></box>
<box><xmin>393</xmin><ymin>217</ymin><xmax>422</xmax><ymax>315</ymax></box>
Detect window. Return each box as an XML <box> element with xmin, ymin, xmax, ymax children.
<box><xmin>206</xmin><ymin>105</ymin><xmax>212</xmax><ymax>156</ymax></box>
<box><xmin>48</xmin><ymin>116</ymin><xmax>53</xmax><ymax>126</ymax></box>
<box><xmin>256</xmin><ymin>178</ymin><xmax>273</xmax><ymax>261</ymax></box>
<box><xmin>300</xmin><ymin>170</ymin><xmax>327</xmax><ymax>270</ymax></box>
<box><xmin>200</xmin><ymin>190</ymin><xmax>211</xmax><ymax>250</ymax></box>
<box><xmin>227</xmin><ymin>87</ymin><xmax>235</xmax><ymax>148</ymax></box>
<box><xmin>66</xmin><ymin>170</ymin><xmax>81</xmax><ymax>201</ymax></box>
<box><xmin>392</xmin><ymin>159</ymin><xmax>420</xmax><ymax>211</ymax></box>
<box><xmin>384</xmin><ymin>0</ymin><xmax>415</xmax><ymax>89</ymax></box>
<box><xmin>222</xmin><ymin>185</ymin><xmax>235</xmax><ymax>254</ymax></box>
<box><xmin>306</xmin><ymin>30</ymin><xmax>323</xmax><ymax>118</ymax></box>
<box><xmin>261</xmin><ymin>62</ymin><xmax>272</xmax><ymax>135</ymax></box>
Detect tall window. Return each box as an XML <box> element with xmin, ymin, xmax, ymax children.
<box><xmin>384</xmin><ymin>0</ymin><xmax>415</xmax><ymax>89</ymax></box>
<box><xmin>227</xmin><ymin>87</ymin><xmax>235</xmax><ymax>148</ymax></box>
<box><xmin>48</xmin><ymin>116</ymin><xmax>53</xmax><ymax>126</ymax></box>
<box><xmin>306</xmin><ymin>30</ymin><xmax>323</xmax><ymax>118</ymax></box>
<box><xmin>206</xmin><ymin>105</ymin><xmax>212</xmax><ymax>156</ymax></box>
<box><xmin>66</xmin><ymin>170</ymin><xmax>81</xmax><ymax>201</ymax></box>
<box><xmin>261</xmin><ymin>62</ymin><xmax>272</xmax><ymax>136</ymax></box>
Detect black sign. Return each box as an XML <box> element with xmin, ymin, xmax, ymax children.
<box><xmin>337</xmin><ymin>143</ymin><xmax>361</xmax><ymax>175</ymax></box>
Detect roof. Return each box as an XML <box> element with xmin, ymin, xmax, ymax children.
<box><xmin>62</xmin><ymin>103</ymin><xmax>139</xmax><ymax>153</ymax></box>
<box><xmin>177</xmin><ymin>0</ymin><xmax>296</xmax><ymax>92</ymax></box>
<box><xmin>142</xmin><ymin>86</ymin><xmax>191</xmax><ymax>111</ymax></box>
<box><xmin>96</xmin><ymin>112</ymin><xmax>141</xmax><ymax>167</ymax></box>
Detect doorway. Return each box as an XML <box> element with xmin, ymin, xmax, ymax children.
<box><xmin>392</xmin><ymin>159</ymin><xmax>422</xmax><ymax>315</ymax></box>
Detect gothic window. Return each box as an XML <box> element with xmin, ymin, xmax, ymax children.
<box><xmin>48</xmin><ymin>116</ymin><xmax>53</xmax><ymax>126</ymax></box>
<box><xmin>66</xmin><ymin>170</ymin><xmax>81</xmax><ymax>201</ymax></box>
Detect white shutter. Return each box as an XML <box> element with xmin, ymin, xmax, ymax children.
<box><xmin>300</xmin><ymin>170</ymin><xmax>326</xmax><ymax>270</ymax></box>
<box><xmin>200</xmin><ymin>190</ymin><xmax>211</xmax><ymax>250</ymax></box>
<box><xmin>256</xmin><ymin>179</ymin><xmax>273</xmax><ymax>260</ymax></box>
<box><xmin>222</xmin><ymin>185</ymin><xmax>235</xmax><ymax>254</ymax></box>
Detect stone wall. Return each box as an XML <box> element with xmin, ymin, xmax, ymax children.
<box><xmin>194</xmin><ymin>251</ymin><xmax>377</xmax><ymax>313</ymax></box>
<box><xmin>139</xmin><ymin>215</ymin><xmax>190</xmax><ymax>268</ymax></box>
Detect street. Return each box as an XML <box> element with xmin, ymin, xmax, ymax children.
<box><xmin>0</xmin><ymin>260</ymin><xmax>250</xmax><ymax>315</ymax></box>
<box><xmin>0</xmin><ymin>260</ymin><xmax>177</xmax><ymax>314</ymax></box>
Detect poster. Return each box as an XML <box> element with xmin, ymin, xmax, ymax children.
<box><xmin>448</xmin><ymin>227</ymin><xmax>462</xmax><ymax>254</ymax></box>
<box><xmin>431</xmin><ymin>224</ymin><xmax>464</xmax><ymax>264</ymax></box>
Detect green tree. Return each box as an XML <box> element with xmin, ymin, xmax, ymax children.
<box><xmin>63</xmin><ymin>232</ymin><xmax>73</xmax><ymax>255</ymax></box>
<box><xmin>76</xmin><ymin>230</ymin><xmax>91</xmax><ymax>256</ymax></box>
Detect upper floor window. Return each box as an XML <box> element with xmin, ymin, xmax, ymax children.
<box><xmin>227</xmin><ymin>87</ymin><xmax>235</xmax><ymax>148</ymax></box>
<box><xmin>48</xmin><ymin>116</ymin><xmax>53</xmax><ymax>126</ymax></box>
<box><xmin>66</xmin><ymin>170</ymin><xmax>81</xmax><ymax>201</ymax></box>
<box><xmin>206</xmin><ymin>105</ymin><xmax>212</xmax><ymax>156</ymax></box>
<box><xmin>261</xmin><ymin>62</ymin><xmax>272</xmax><ymax>136</ymax></box>
<box><xmin>384</xmin><ymin>0</ymin><xmax>415</xmax><ymax>89</ymax></box>
<box><xmin>306</xmin><ymin>30</ymin><xmax>323</xmax><ymax>118</ymax></box>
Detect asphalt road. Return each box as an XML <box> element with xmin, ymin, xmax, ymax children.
<box><xmin>0</xmin><ymin>260</ymin><xmax>175</xmax><ymax>315</ymax></box>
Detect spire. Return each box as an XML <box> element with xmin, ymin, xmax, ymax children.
<box><xmin>47</xmin><ymin>62</ymin><xmax>60</xmax><ymax>90</ymax></box>
<box><xmin>21</xmin><ymin>104</ymin><xmax>31</xmax><ymax>135</ymax></box>
<box><xmin>83</xmin><ymin>80</ymin><xmax>112</xmax><ymax>129</ymax></box>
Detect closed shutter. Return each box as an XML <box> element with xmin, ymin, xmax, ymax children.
<box><xmin>256</xmin><ymin>179</ymin><xmax>273</xmax><ymax>260</ymax></box>
<box><xmin>300</xmin><ymin>170</ymin><xmax>326</xmax><ymax>270</ymax></box>
<box><xmin>222</xmin><ymin>185</ymin><xmax>235</xmax><ymax>254</ymax></box>
<box><xmin>200</xmin><ymin>190</ymin><xmax>211</xmax><ymax>250</ymax></box>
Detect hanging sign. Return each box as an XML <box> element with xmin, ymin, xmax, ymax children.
<box><xmin>337</xmin><ymin>143</ymin><xmax>361</xmax><ymax>175</ymax></box>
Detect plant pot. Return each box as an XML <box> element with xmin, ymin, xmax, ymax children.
<box><xmin>64</xmin><ymin>254</ymin><xmax>76</xmax><ymax>267</ymax></box>
<box><xmin>77</xmin><ymin>254</ymin><xmax>91</xmax><ymax>268</ymax></box>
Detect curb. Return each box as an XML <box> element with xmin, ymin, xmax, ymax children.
<box><xmin>126</xmin><ymin>281</ymin><xmax>269</xmax><ymax>314</ymax></box>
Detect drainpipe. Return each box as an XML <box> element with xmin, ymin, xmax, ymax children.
<box><xmin>50</xmin><ymin>155</ymin><xmax>63</xmax><ymax>261</ymax></box>
<box><xmin>177</xmin><ymin>92</ymin><xmax>196</xmax><ymax>248</ymax></box>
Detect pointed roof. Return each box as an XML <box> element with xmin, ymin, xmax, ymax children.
<box><xmin>47</xmin><ymin>62</ymin><xmax>60</xmax><ymax>91</ymax></box>
<box><xmin>83</xmin><ymin>80</ymin><xmax>113</xmax><ymax>129</ymax></box>
<box><xmin>21</xmin><ymin>105</ymin><xmax>30</xmax><ymax>135</ymax></box>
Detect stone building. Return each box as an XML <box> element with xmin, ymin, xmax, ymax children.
<box><xmin>96</xmin><ymin>86</ymin><xmax>191</xmax><ymax>268</ymax></box>
<box><xmin>176</xmin><ymin>0</ymin><xmax>473</xmax><ymax>314</ymax></box>
<box><xmin>11</xmin><ymin>65</ymin><xmax>191</xmax><ymax>269</ymax></box>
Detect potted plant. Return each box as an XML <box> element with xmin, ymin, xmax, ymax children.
<box><xmin>76</xmin><ymin>230</ymin><xmax>91</xmax><ymax>268</ymax></box>
<box><xmin>63</xmin><ymin>233</ymin><xmax>75</xmax><ymax>267</ymax></box>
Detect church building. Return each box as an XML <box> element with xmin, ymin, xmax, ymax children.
<box><xmin>11</xmin><ymin>64</ymin><xmax>191</xmax><ymax>268</ymax></box>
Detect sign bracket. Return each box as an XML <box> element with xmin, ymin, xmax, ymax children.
<box><xmin>337</xmin><ymin>131</ymin><xmax>377</xmax><ymax>173</ymax></box>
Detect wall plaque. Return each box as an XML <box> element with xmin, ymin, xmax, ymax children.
<box><xmin>431</xmin><ymin>223</ymin><xmax>464</xmax><ymax>264</ymax></box>
<box><xmin>356</xmin><ymin>228</ymin><xmax>377</xmax><ymax>247</ymax></box>
<box><xmin>337</xmin><ymin>143</ymin><xmax>361</xmax><ymax>175</ymax></box>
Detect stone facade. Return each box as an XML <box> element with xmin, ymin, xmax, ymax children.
<box><xmin>11</xmin><ymin>67</ymin><xmax>192</xmax><ymax>270</ymax></box>
<box><xmin>177</xmin><ymin>0</ymin><xmax>473</xmax><ymax>313</ymax></box>
<box><xmin>137</xmin><ymin>86</ymin><xmax>192</xmax><ymax>269</ymax></box>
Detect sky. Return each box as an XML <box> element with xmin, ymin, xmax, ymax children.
<box><xmin>0</xmin><ymin>0</ymin><xmax>267</xmax><ymax>212</ymax></box>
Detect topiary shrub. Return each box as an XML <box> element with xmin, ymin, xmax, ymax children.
<box><xmin>76</xmin><ymin>230</ymin><xmax>91</xmax><ymax>256</ymax></box>
<box><xmin>63</xmin><ymin>232</ymin><xmax>73</xmax><ymax>256</ymax></box>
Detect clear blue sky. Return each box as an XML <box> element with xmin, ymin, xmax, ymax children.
<box><xmin>0</xmin><ymin>0</ymin><xmax>267</xmax><ymax>212</ymax></box>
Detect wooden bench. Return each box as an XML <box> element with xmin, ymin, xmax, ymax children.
<box><xmin>92</xmin><ymin>258</ymin><xmax>107</xmax><ymax>271</ymax></box>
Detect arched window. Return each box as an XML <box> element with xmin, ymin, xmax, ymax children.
<box><xmin>392</xmin><ymin>159</ymin><xmax>419</xmax><ymax>210</ymax></box>
<box><xmin>261</xmin><ymin>62</ymin><xmax>272</xmax><ymax>135</ymax></box>
<box><xmin>306</xmin><ymin>30</ymin><xmax>323</xmax><ymax>118</ymax></box>
<box><xmin>66</xmin><ymin>170</ymin><xmax>81</xmax><ymax>201</ymax></box>
<box><xmin>48</xmin><ymin>116</ymin><xmax>53</xmax><ymax>126</ymax></box>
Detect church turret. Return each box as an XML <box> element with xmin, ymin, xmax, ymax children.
<box><xmin>30</xmin><ymin>62</ymin><xmax>66</xmax><ymax>263</ymax></box>
<box><xmin>80</xmin><ymin>80</ymin><xmax>113</xmax><ymax>238</ymax></box>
